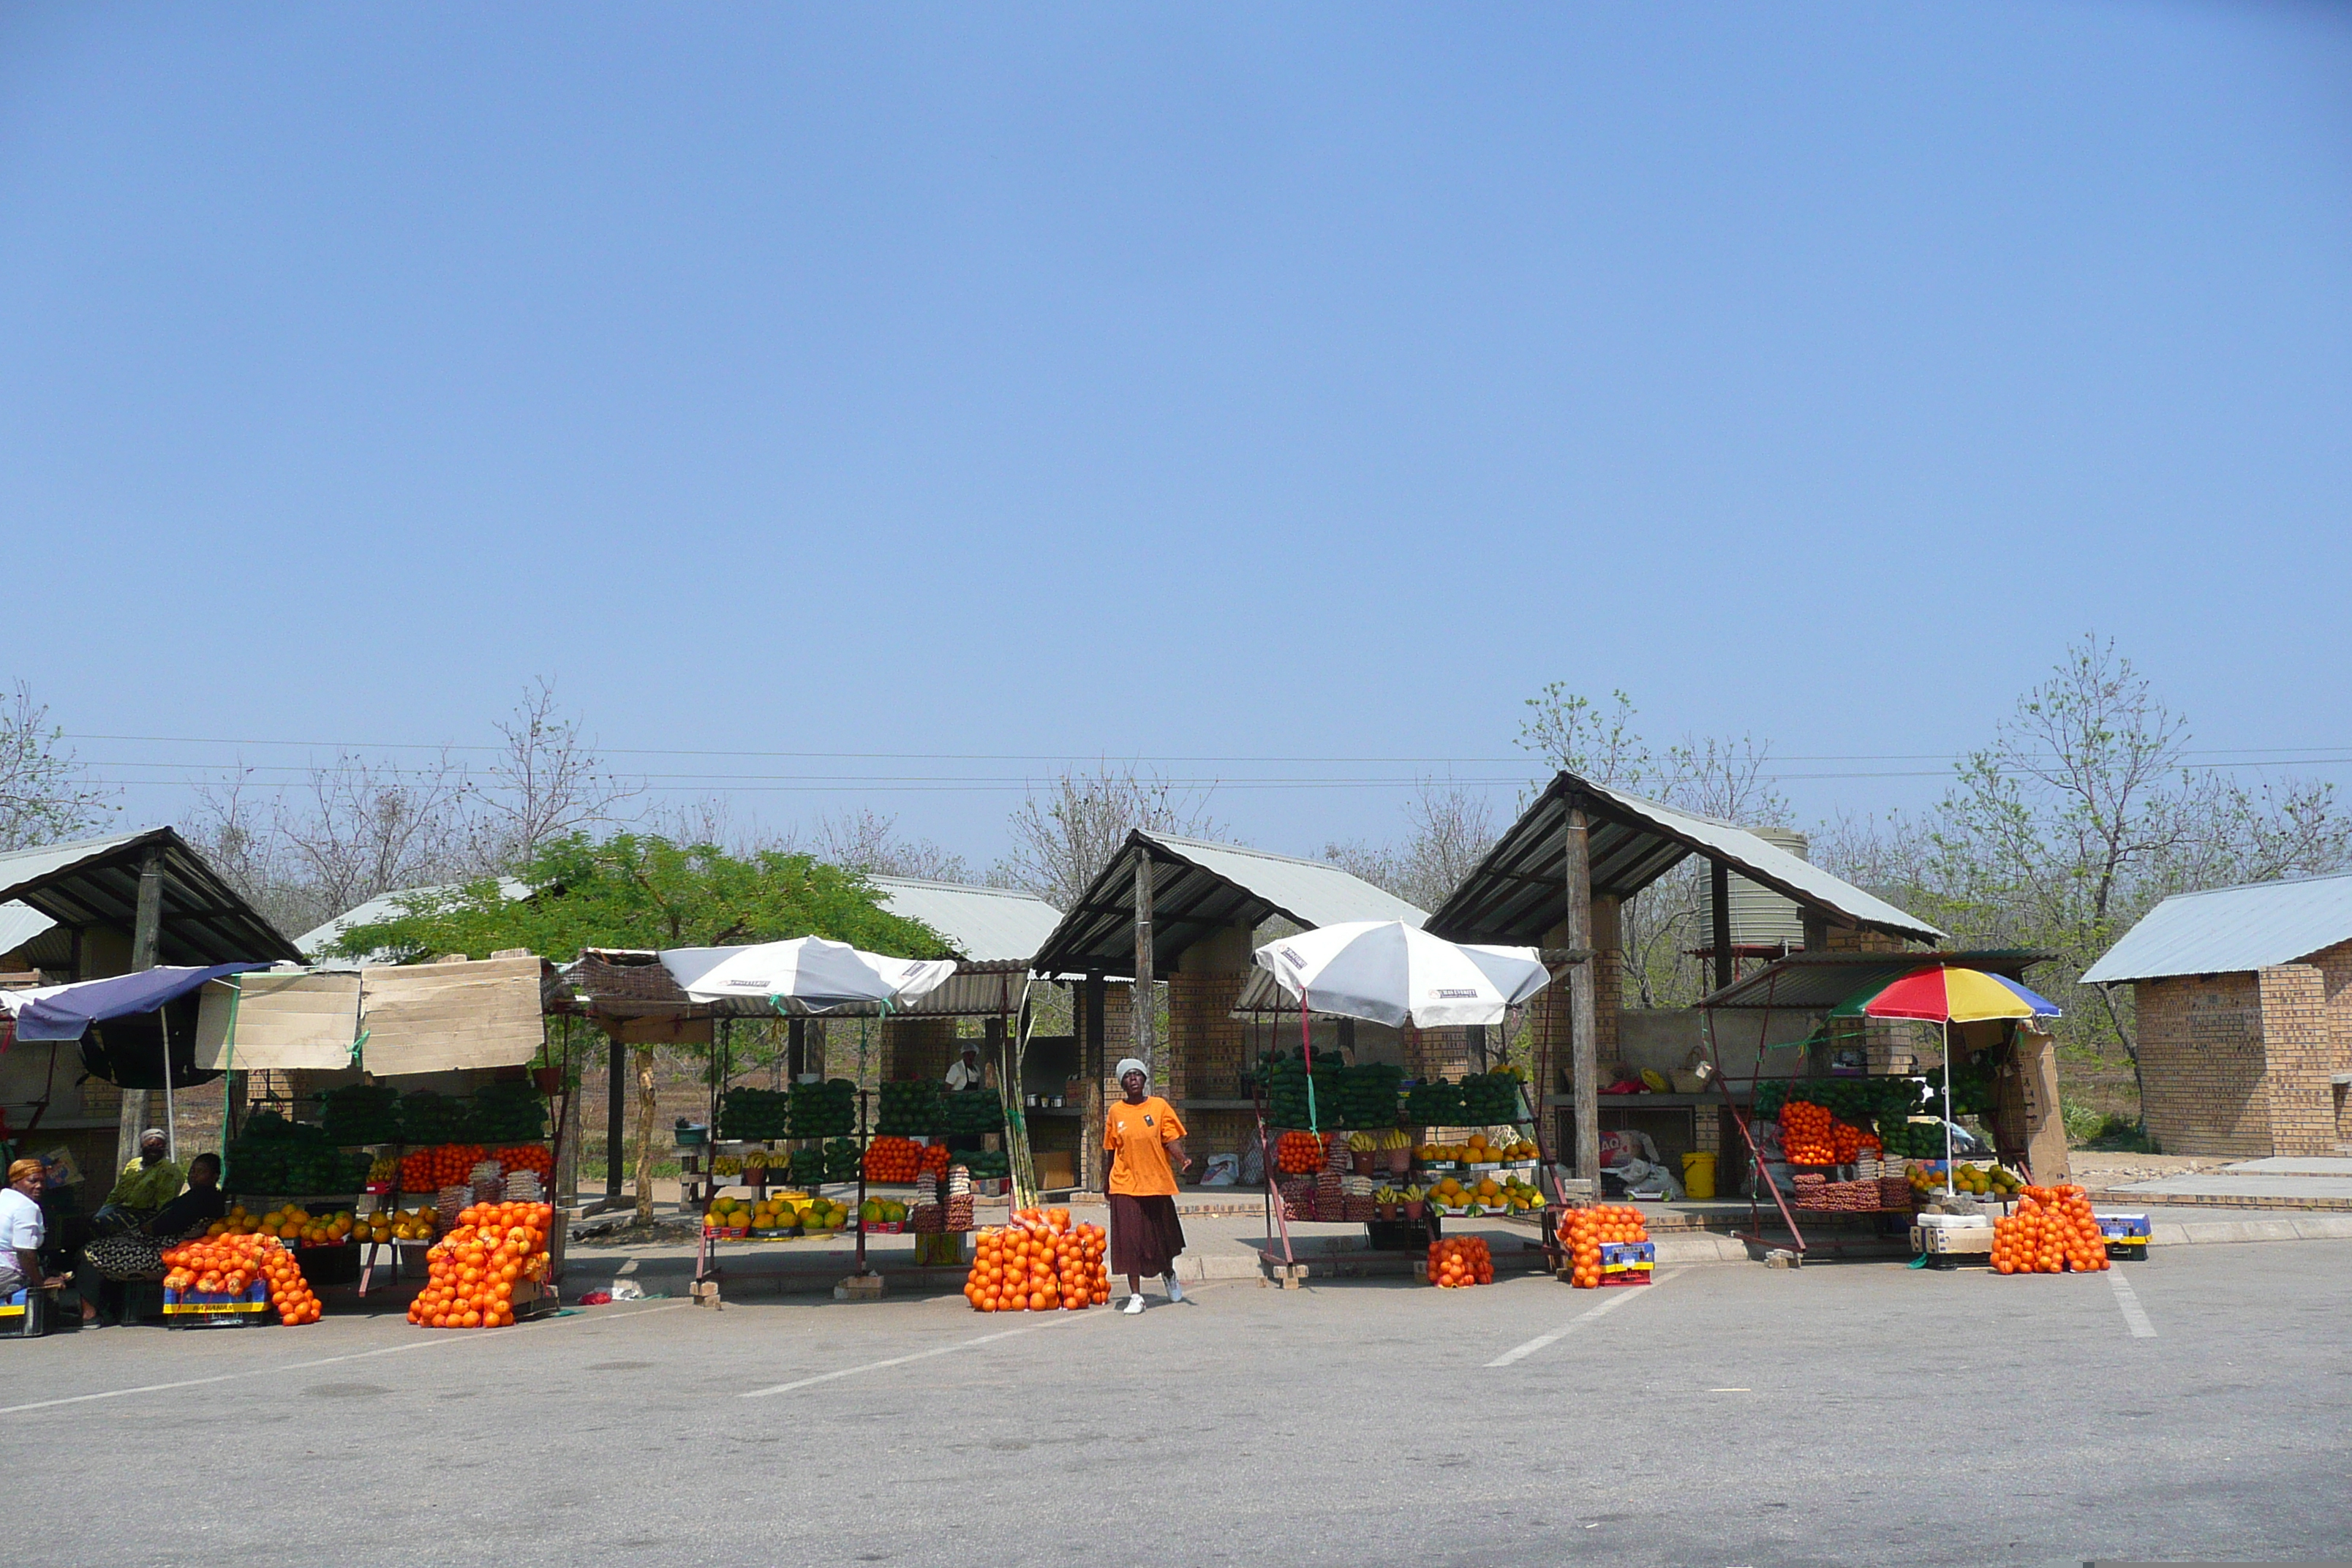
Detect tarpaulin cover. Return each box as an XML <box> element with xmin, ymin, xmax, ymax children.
<box><xmin>355</xmin><ymin>956</ymin><xmax>546</xmax><ymax>1073</ymax></box>
<box><xmin>1</xmin><ymin>964</ymin><xmax>268</xmax><ymax>1041</ymax></box>
<box><xmin>193</xmin><ymin>971</ymin><xmax>363</xmax><ymax>1071</ymax></box>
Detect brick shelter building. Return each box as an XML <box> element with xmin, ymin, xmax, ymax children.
<box><xmin>2085</xmin><ymin>872</ymin><xmax>2352</xmax><ymax>1158</ymax></box>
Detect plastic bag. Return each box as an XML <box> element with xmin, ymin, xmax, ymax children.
<box><xmin>1199</xmin><ymin>1153</ymin><xmax>1240</xmax><ymax>1187</ymax></box>
<box><xmin>1238</xmin><ymin>1142</ymin><xmax>1264</xmax><ymax>1186</ymax></box>
<box><xmin>606</xmin><ymin>1279</ymin><xmax>645</xmax><ymax>1301</ymax></box>
<box><xmin>1600</xmin><ymin>1128</ymin><xmax>1659</xmax><ymax>1168</ymax></box>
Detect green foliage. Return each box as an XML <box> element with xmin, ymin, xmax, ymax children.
<box><xmin>328</xmin><ymin>832</ymin><xmax>944</xmax><ymax>964</ymax></box>
<box><xmin>2062</xmin><ymin>1100</ymin><xmax>2153</xmax><ymax>1151</ymax></box>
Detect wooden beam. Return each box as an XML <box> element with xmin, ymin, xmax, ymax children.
<box><xmin>118</xmin><ymin>845</ymin><xmax>166</xmax><ymax>1173</ymax></box>
<box><xmin>1565</xmin><ymin>810</ymin><xmax>1599</xmax><ymax>1182</ymax></box>
<box><xmin>1712</xmin><ymin>860</ymin><xmax>1734</xmax><ymax>993</ymax></box>
<box><xmin>1132</xmin><ymin>855</ymin><xmax>1156</xmax><ymax>1066</ymax></box>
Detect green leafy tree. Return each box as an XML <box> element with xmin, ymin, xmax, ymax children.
<box><xmin>328</xmin><ymin>832</ymin><xmax>945</xmax><ymax>962</ymax></box>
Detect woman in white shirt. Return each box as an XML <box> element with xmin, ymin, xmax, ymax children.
<box><xmin>0</xmin><ymin>1158</ymin><xmax>60</xmax><ymax>1301</ymax></box>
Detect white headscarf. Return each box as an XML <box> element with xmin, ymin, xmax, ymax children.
<box><xmin>1115</xmin><ymin>1058</ymin><xmax>1149</xmax><ymax>1084</ymax></box>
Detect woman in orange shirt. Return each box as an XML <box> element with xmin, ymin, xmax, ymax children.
<box><xmin>1105</xmin><ymin>1058</ymin><xmax>1191</xmax><ymax>1314</ymax></box>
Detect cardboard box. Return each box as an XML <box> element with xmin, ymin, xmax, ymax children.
<box><xmin>1035</xmin><ymin>1153</ymin><xmax>1076</xmax><ymax>1189</ymax></box>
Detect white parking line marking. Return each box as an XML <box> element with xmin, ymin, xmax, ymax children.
<box><xmin>0</xmin><ymin>1301</ymin><xmax>692</xmax><ymax>1415</ymax></box>
<box><xmin>2108</xmin><ymin>1270</ymin><xmax>2157</xmax><ymax>1338</ymax></box>
<box><xmin>743</xmin><ymin>1311</ymin><xmax>1108</xmax><ymax>1397</ymax></box>
<box><xmin>1485</xmin><ymin>1268</ymin><xmax>1684</xmax><ymax>1366</ymax></box>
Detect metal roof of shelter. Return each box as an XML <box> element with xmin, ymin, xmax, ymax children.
<box><xmin>1424</xmin><ymin>770</ymin><xmax>1945</xmax><ymax>947</ymax></box>
<box><xmin>1696</xmin><ymin>949</ymin><xmax>2057</xmax><ymax>1012</ymax></box>
<box><xmin>0</xmin><ymin>828</ymin><xmax>301</xmax><ymax>968</ymax></box>
<box><xmin>1027</xmin><ymin>830</ymin><xmax>1426</xmax><ymax>981</ymax></box>
<box><xmin>0</xmin><ymin>900</ymin><xmax>59</xmax><ymax>960</ymax></box>
<box><xmin>2082</xmin><ymin>871</ymin><xmax>2352</xmax><ymax>984</ymax></box>
<box><xmin>864</xmin><ymin>875</ymin><xmax>1063</xmax><ymax>965</ymax></box>
<box><xmin>295</xmin><ymin>878</ymin><xmax>533</xmax><ymax>967</ymax></box>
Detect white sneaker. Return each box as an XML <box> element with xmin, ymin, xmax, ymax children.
<box><xmin>1122</xmin><ymin>1293</ymin><xmax>1146</xmax><ymax>1315</ymax></box>
<box><xmin>1163</xmin><ymin>1273</ymin><xmax>1184</xmax><ymax>1303</ymax></box>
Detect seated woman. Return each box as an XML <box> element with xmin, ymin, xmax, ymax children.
<box><xmin>79</xmin><ymin>1151</ymin><xmax>227</xmax><ymax>1327</ymax></box>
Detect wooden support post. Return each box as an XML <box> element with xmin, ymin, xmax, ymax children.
<box><xmin>1083</xmin><ymin>972</ymin><xmax>1107</xmax><ymax>1193</ymax></box>
<box><xmin>116</xmin><ymin>845</ymin><xmax>167</xmax><ymax>1175</ymax></box>
<box><xmin>787</xmin><ymin>1016</ymin><xmax>807</xmax><ymax>1082</ymax></box>
<box><xmin>606</xmin><ymin>1028</ymin><xmax>625</xmax><ymax>1200</ymax></box>
<box><xmin>1336</xmin><ymin>1018</ymin><xmax>1356</xmax><ymax>1061</ymax></box>
<box><xmin>1133</xmin><ymin>851</ymin><xmax>1156</xmax><ymax>1069</ymax></box>
<box><xmin>1564</xmin><ymin>809</ymin><xmax>1599</xmax><ymax>1181</ymax></box>
<box><xmin>633</xmin><ymin>1045</ymin><xmax>659</xmax><ymax>1226</ymax></box>
<box><xmin>1711</xmin><ymin>859</ymin><xmax>1735</xmax><ymax>995</ymax></box>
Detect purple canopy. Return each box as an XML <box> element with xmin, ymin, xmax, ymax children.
<box><xmin>9</xmin><ymin>963</ymin><xmax>268</xmax><ymax>1042</ymax></box>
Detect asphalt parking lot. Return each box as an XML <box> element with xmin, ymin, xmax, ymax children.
<box><xmin>7</xmin><ymin>1240</ymin><xmax>2347</xmax><ymax>1568</ymax></box>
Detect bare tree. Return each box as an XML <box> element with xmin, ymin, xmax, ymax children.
<box><xmin>470</xmin><ymin>679</ymin><xmax>638</xmax><ymax>870</ymax></box>
<box><xmin>810</xmin><ymin>807</ymin><xmax>972</xmax><ymax>883</ymax></box>
<box><xmin>1323</xmin><ymin>780</ymin><xmax>1497</xmax><ymax>912</ymax></box>
<box><xmin>0</xmin><ymin>684</ymin><xmax>116</xmax><ymax>851</ymax></box>
<box><xmin>994</xmin><ymin>762</ymin><xmax>1218</xmax><ymax>910</ymax></box>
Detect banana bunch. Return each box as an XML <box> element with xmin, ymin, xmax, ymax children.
<box><xmin>1379</xmin><ymin>1128</ymin><xmax>1413</xmax><ymax>1152</ymax></box>
<box><xmin>1346</xmin><ymin>1131</ymin><xmax>1377</xmax><ymax>1153</ymax></box>
<box><xmin>366</xmin><ymin>1154</ymin><xmax>399</xmax><ymax>1185</ymax></box>
<box><xmin>711</xmin><ymin>1154</ymin><xmax>744</xmax><ymax>1175</ymax></box>
<box><xmin>741</xmin><ymin>1150</ymin><xmax>768</xmax><ymax>1172</ymax></box>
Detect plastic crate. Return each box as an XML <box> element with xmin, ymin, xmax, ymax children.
<box><xmin>164</xmin><ymin>1281</ymin><xmax>273</xmax><ymax>1329</ymax></box>
<box><xmin>0</xmin><ymin>1286</ymin><xmax>48</xmax><ymax>1338</ymax></box>
<box><xmin>2097</xmin><ymin>1213</ymin><xmax>2151</xmax><ymax>1258</ymax></box>
<box><xmin>1599</xmin><ymin>1240</ymin><xmax>1654</xmax><ymax>1277</ymax></box>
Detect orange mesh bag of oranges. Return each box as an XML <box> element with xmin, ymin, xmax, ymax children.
<box><xmin>1559</xmin><ymin>1203</ymin><xmax>1648</xmax><ymax>1288</ymax></box>
<box><xmin>862</xmin><ymin>1137</ymin><xmax>924</xmax><ymax>1183</ymax></box>
<box><xmin>962</xmin><ymin>1208</ymin><xmax>1109</xmax><ymax>1312</ymax></box>
<box><xmin>1992</xmin><ymin>1184</ymin><xmax>2109</xmax><ymax>1275</ymax></box>
<box><xmin>162</xmin><ymin>1233</ymin><xmax>321</xmax><ymax>1325</ymax></box>
<box><xmin>1275</xmin><ymin>1130</ymin><xmax>1325</xmax><ymax>1174</ymax></box>
<box><xmin>401</xmin><ymin>1143</ymin><xmax>486</xmax><ymax>1191</ymax></box>
<box><xmin>1425</xmin><ymin>1236</ymin><xmax>1493</xmax><ymax>1288</ymax></box>
<box><xmin>408</xmin><ymin>1200</ymin><xmax>554</xmax><ymax>1329</ymax></box>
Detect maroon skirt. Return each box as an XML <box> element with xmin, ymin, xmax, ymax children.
<box><xmin>1109</xmin><ymin>1194</ymin><xmax>1186</xmax><ymax>1278</ymax></box>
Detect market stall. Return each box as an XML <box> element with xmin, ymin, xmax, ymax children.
<box><xmin>660</xmin><ymin>936</ymin><xmax>963</xmax><ymax>1294</ymax></box>
<box><xmin>1246</xmin><ymin>921</ymin><xmax>1560</xmax><ymax>1282</ymax></box>
<box><xmin>191</xmin><ymin>954</ymin><xmax>570</xmax><ymax>1318</ymax></box>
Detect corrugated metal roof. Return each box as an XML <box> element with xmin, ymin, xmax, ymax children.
<box><xmin>865</xmin><ymin>875</ymin><xmax>1063</xmax><ymax>964</ymax></box>
<box><xmin>2082</xmin><ymin>871</ymin><xmax>2352</xmax><ymax>984</ymax></box>
<box><xmin>1424</xmin><ymin>771</ymin><xmax>1944</xmax><ymax>946</ymax></box>
<box><xmin>296</xmin><ymin>879</ymin><xmax>532</xmax><ymax>965</ymax></box>
<box><xmin>1698</xmin><ymin>949</ymin><xmax>2057</xmax><ymax>1011</ymax></box>
<box><xmin>0</xmin><ymin>900</ymin><xmax>58</xmax><ymax>958</ymax></box>
<box><xmin>1027</xmin><ymin>829</ymin><xmax>1425</xmax><ymax>980</ymax></box>
<box><xmin>0</xmin><ymin>826</ymin><xmax>301</xmax><ymax>965</ymax></box>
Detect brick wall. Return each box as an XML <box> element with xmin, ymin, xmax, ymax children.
<box><xmin>1402</xmin><ymin>1025</ymin><xmax>1477</xmax><ymax>1081</ymax></box>
<box><xmin>2257</xmin><ymin>963</ymin><xmax>2336</xmax><ymax>1157</ymax></box>
<box><xmin>1166</xmin><ymin>970</ymin><xmax>1247</xmax><ymax>1105</ymax></box>
<box><xmin>2306</xmin><ymin>941</ymin><xmax>2352</xmax><ymax>1149</ymax></box>
<box><xmin>880</xmin><ymin>1017</ymin><xmax>961</xmax><ymax>1083</ymax></box>
<box><xmin>2136</xmin><ymin>973</ymin><xmax>2274</xmax><ymax>1157</ymax></box>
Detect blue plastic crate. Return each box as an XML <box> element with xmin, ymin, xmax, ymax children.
<box><xmin>164</xmin><ymin>1281</ymin><xmax>271</xmax><ymax>1327</ymax></box>
<box><xmin>1599</xmin><ymin>1240</ymin><xmax>1655</xmax><ymax>1274</ymax></box>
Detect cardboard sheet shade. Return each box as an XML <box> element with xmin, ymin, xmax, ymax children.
<box><xmin>193</xmin><ymin>972</ymin><xmax>363</xmax><ymax>1071</ymax></box>
<box><xmin>355</xmin><ymin>957</ymin><xmax>545</xmax><ymax>1073</ymax></box>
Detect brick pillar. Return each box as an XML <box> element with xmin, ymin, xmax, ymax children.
<box><xmin>879</xmin><ymin>1017</ymin><xmax>959</xmax><ymax>1084</ymax></box>
<box><xmin>2258</xmin><ymin>963</ymin><xmax>2334</xmax><ymax>1157</ymax></box>
<box><xmin>1166</xmin><ymin>970</ymin><xmax>1245</xmax><ymax>1106</ymax></box>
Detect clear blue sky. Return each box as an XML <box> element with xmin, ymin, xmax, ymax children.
<box><xmin>4</xmin><ymin>3</ymin><xmax>2348</xmax><ymax>864</ymax></box>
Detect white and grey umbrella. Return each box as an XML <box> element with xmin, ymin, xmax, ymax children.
<box><xmin>660</xmin><ymin>937</ymin><xmax>956</xmax><ymax>1014</ymax></box>
<box><xmin>1252</xmin><ymin>920</ymin><xmax>1552</xmax><ymax>1030</ymax></box>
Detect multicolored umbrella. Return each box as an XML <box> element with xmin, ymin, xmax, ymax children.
<box><xmin>1829</xmin><ymin>965</ymin><xmax>2060</xmax><ymax>1196</ymax></box>
<box><xmin>1833</xmin><ymin>965</ymin><xmax>2060</xmax><ymax>1025</ymax></box>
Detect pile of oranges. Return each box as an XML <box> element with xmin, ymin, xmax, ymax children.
<box><xmin>493</xmin><ymin>1144</ymin><xmax>552</xmax><ymax>1177</ymax></box>
<box><xmin>963</xmin><ymin>1208</ymin><xmax>1109</xmax><ymax>1312</ymax></box>
<box><xmin>919</xmin><ymin>1142</ymin><xmax>953</xmax><ymax>1179</ymax></box>
<box><xmin>408</xmin><ymin>1200</ymin><xmax>553</xmax><ymax>1329</ymax></box>
<box><xmin>1425</xmin><ymin>1236</ymin><xmax>1493</xmax><ymax>1288</ymax></box>
<box><xmin>862</xmin><ymin>1137</ymin><xmax>926</xmax><ymax>1183</ymax></box>
<box><xmin>162</xmin><ymin>1233</ymin><xmax>321</xmax><ymax>1325</ymax></box>
<box><xmin>1778</xmin><ymin>1102</ymin><xmax>1841</xmax><ymax>1164</ymax></box>
<box><xmin>401</xmin><ymin>1143</ymin><xmax>486</xmax><ymax>1191</ymax></box>
<box><xmin>1993</xmin><ymin>1184</ymin><xmax>2110</xmax><ymax>1275</ymax></box>
<box><xmin>1275</xmin><ymin>1130</ymin><xmax>1326</xmax><ymax>1174</ymax></box>
<box><xmin>1560</xmin><ymin>1203</ymin><xmax>1648</xmax><ymax>1288</ymax></box>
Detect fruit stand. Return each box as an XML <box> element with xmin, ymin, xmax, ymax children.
<box><xmin>192</xmin><ymin>957</ymin><xmax>570</xmax><ymax>1315</ymax></box>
